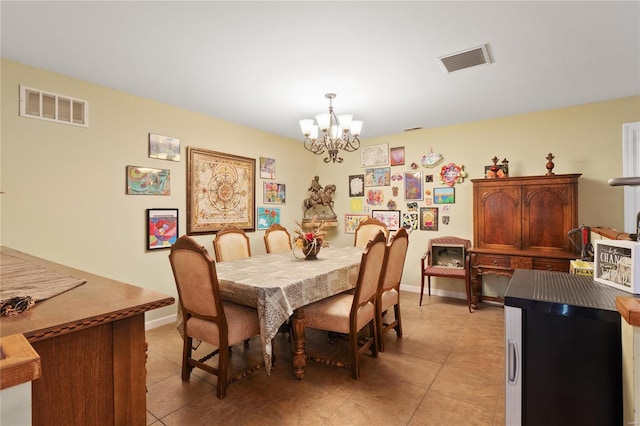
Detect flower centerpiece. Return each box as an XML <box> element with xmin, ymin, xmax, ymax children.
<box><xmin>293</xmin><ymin>216</ymin><xmax>329</xmax><ymax>260</ymax></box>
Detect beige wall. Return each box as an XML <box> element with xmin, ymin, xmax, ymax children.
<box><xmin>2</xmin><ymin>59</ymin><xmax>639</xmax><ymax>319</ymax></box>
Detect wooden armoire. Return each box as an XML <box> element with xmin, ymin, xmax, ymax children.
<box><xmin>469</xmin><ymin>174</ymin><xmax>581</xmax><ymax>308</ymax></box>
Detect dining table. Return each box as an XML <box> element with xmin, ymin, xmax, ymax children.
<box><xmin>215</xmin><ymin>245</ymin><xmax>363</xmax><ymax>379</ymax></box>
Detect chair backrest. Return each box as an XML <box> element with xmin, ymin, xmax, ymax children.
<box><xmin>263</xmin><ymin>223</ymin><xmax>292</xmax><ymax>254</ymax></box>
<box><xmin>169</xmin><ymin>235</ymin><xmax>226</xmax><ymax>327</ymax></box>
<box><xmin>213</xmin><ymin>226</ymin><xmax>251</xmax><ymax>262</ymax></box>
<box><xmin>354</xmin><ymin>217</ymin><xmax>389</xmax><ymax>248</ymax></box>
<box><xmin>427</xmin><ymin>236</ymin><xmax>471</xmax><ymax>267</ymax></box>
<box><xmin>381</xmin><ymin>228</ymin><xmax>409</xmax><ymax>293</ymax></box>
<box><xmin>352</xmin><ymin>231</ymin><xmax>388</xmax><ymax>315</ymax></box>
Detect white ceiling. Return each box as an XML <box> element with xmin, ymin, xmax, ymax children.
<box><xmin>2</xmin><ymin>1</ymin><xmax>639</xmax><ymax>141</ymax></box>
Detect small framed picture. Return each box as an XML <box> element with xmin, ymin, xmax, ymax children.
<box><xmin>390</xmin><ymin>146</ymin><xmax>405</xmax><ymax>166</ymax></box>
<box><xmin>149</xmin><ymin>133</ymin><xmax>180</xmax><ymax>162</ymax></box>
<box><xmin>402</xmin><ymin>212</ymin><xmax>418</xmax><ymax>230</ymax></box>
<box><xmin>260</xmin><ymin>157</ymin><xmax>276</xmax><ymax>179</ymax></box>
<box><xmin>257</xmin><ymin>207</ymin><xmax>280</xmax><ymax>230</ymax></box>
<box><xmin>372</xmin><ymin>210</ymin><xmax>401</xmax><ymax>231</ymax></box>
<box><xmin>345</xmin><ymin>213</ymin><xmax>370</xmax><ymax>234</ymax></box>
<box><xmin>126</xmin><ymin>166</ymin><xmax>170</xmax><ymax>195</ymax></box>
<box><xmin>434</xmin><ymin>187</ymin><xmax>455</xmax><ymax>204</ymax></box>
<box><xmin>349</xmin><ymin>174</ymin><xmax>365</xmax><ymax>197</ymax></box>
<box><xmin>404</xmin><ymin>171</ymin><xmax>423</xmax><ymax>201</ymax></box>
<box><xmin>364</xmin><ymin>167</ymin><xmax>391</xmax><ymax>187</ymax></box>
<box><xmin>594</xmin><ymin>240</ymin><xmax>640</xmax><ymax>294</ymax></box>
<box><xmin>361</xmin><ymin>143</ymin><xmax>389</xmax><ymax>167</ymax></box>
<box><xmin>263</xmin><ymin>182</ymin><xmax>286</xmax><ymax>204</ymax></box>
<box><xmin>147</xmin><ymin>208</ymin><xmax>178</xmax><ymax>250</ymax></box>
<box><xmin>420</xmin><ymin>207</ymin><xmax>439</xmax><ymax>231</ymax></box>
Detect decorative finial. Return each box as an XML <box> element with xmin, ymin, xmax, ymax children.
<box><xmin>545</xmin><ymin>153</ymin><xmax>555</xmax><ymax>175</ymax></box>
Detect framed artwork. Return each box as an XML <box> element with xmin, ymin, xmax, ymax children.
<box><xmin>126</xmin><ymin>165</ymin><xmax>170</xmax><ymax>195</ymax></box>
<box><xmin>433</xmin><ymin>187</ymin><xmax>455</xmax><ymax>204</ymax></box>
<box><xmin>404</xmin><ymin>171</ymin><xmax>423</xmax><ymax>200</ymax></box>
<box><xmin>484</xmin><ymin>165</ymin><xmax>508</xmax><ymax>178</ymax></box>
<box><xmin>364</xmin><ymin>167</ymin><xmax>391</xmax><ymax>187</ymax></box>
<box><xmin>349</xmin><ymin>174</ymin><xmax>365</xmax><ymax>197</ymax></box>
<box><xmin>260</xmin><ymin>157</ymin><xmax>276</xmax><ymax>179</ymax></box>
<box><xmin>420</xmin><ymin>207</ymin><xmax>439</xmax><ymax>231</ymax></box>
<box><xmin>263</xmin><ymin>182</ymin><xmax>286</xmax><ymax>204</ymax></box>
<box><xmin>186</xmin><ymin>147</ymin><xmax>255</xmax><ymax>234</ymax></box>
<box><xmin>149</xmin><ymin>133</ymin><xmax>180</xmax><ymax>162</ymax></box>
<box><xmin>257</xmin><ymin>207</ymin><xmax>280</xmax><ymax>230</ymax></box>
<box><xmin>366</xmin><ymin>189</ymin><xmax>384</xmax><ymax>206</ymax></box>
<box><xmin>439</xmin><ymin>162</ymin><xmax>466</xmax><ymax>187</ymax></box>
<box><xmin>390</xmin><ymin>146</ymin><xmax>405</xmax><ymax>166</ymax></box>
<box><xmin>594</xmin><ymin>240</ymin><xmax>640</xmax><ymax>294</ymax></box>
<box><xmin>372</xmin><ymin>210</ymin><xmax>401</xmax><ymax>231</ymax></box>
<box><xmin>345</xmin><ymin>214</ymin><xmax>370</xmax><ymax>234</ymax></box>
<box><xmin>402</xmin><ymin>212</ymin><xmax>418</xmax><ymax>230</ymax></box>
<box><xmin>147</xmin><ymin>208</ymin><xmax>178</xmax><ymax>250</ymax></box>
<box><xmin>361</xmin><ymin>143</ymin><xmax>389</xmax><ymax>167</ymax></box>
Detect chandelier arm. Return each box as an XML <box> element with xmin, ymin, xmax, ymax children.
<box><xmin>342</xmin><ymin>137</ymin><xmax>361</xmax><ymax>152</ymax></box>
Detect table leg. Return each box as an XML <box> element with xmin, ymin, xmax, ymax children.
<box><xmin>291</xmin><ymin>308</ymin><xmax>306</xmax><ymax>380</ymax></box>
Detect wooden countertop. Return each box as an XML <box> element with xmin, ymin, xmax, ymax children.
<box><xmin>616</xmin><ymin>296</ymin><xmax>640</xmax><ymax>327</ymax></box>
<box><xmin>0</xmin><ymin>246</ymin><xmax>175</xmax><ymax>342</ymax></box>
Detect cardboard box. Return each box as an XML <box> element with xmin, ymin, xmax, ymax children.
<box><xmin>570</xmin><ymin>260</ymin><xmax>594</xmax><ymax>276</ymax></box>
<box><xmin>594</xmin><ymin>240</ymin><xmax>640</xmax><ymax>294</ymax></box>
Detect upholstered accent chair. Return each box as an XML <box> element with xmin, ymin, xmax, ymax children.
<box><xmin>169</xmin><ymin>235</ymin><xmax>262</xmax><ymax>399</ymax></box>
<box><xmin>376</xmin><ymin>227</ymin><xmax>409</xmax><ymax>352</ymax></box>
<box><xmin>212</xmin><ymin>226</ymin><xmax>251</xmax><ymax>262</ymax></box>
<box><xmin>353</xmin><ymin>217</ymin><xmax>389</xmax><ymax>248</ymax></box>
<box><xmin>420</xmin><ymin>236</ymin><xmax>472</xmax><ymax>312</ymax></box>
<box><xmin>263</xmin><ymin>223</ymin><xmax>292</xmax><ymax>254</ymax></box>
<box><xmin>302</xmin><ymin>231</ymin><xmax>387</xmax><ymax>379</ymax></box>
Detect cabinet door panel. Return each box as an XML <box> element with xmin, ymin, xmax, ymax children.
<box><xmin>523</xmin><ymin>184</ymin><xmax>576</xmax><ymax>252</ymax></box>
<box><xmin>476</xmin><ymin>187</ymin><xmax>521</xmax><ymax>250</ymax></box>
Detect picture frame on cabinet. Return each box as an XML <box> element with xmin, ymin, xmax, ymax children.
<box><xmin>420</xmin><ymin>207</ymin><xmax>439</xmax><ymax>231</ymax></box>
<box><xmin>594</xmin><ymin>240</ymin><xmax>640</xmax><ymax>294</ymax></box>
<box><xmin>147</xmin><ymin>208</ymin><xmax>178</xmax><ymax>250</ymax></box>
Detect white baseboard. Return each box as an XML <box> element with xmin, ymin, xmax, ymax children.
<box><xmin>145</xmin><ymin>313</ymin><xmax>177</xmax><ymax>330</ymax></box>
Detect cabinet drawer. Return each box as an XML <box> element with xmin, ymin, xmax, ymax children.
<box><xmin>532</xmin><ymin>258</ymin><xmax>569</xmax><ymax>272</ymax></box>
<box><xmin>474</xmin><ymin>254</ymin><xmax>511</xmax><ymax>268</ymax></box>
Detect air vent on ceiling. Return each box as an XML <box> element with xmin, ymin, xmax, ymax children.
<box><xmin>19</xmin><ymin>85</ymin><xmax>89</xmax><ymax>127</ymax></box>
<box><xmin>437</xmin><ymin>44</ymin><xmax>492</xmax><ymax>73</ymax></box>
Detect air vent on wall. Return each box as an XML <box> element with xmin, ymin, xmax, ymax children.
<box><xmin>19</xmin><ymin>85</ymin><xmax>89</xmax><ymax>127</ymax></box>
<box><xmin>437</xmin><ymin>44</ymin><xmax>492</xmax><ymax>73</ymax></box>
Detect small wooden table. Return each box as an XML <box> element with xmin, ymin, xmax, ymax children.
<box><xmin>215</xmin><ymin>246</ymin><xmax>362</xmax><ymax>379</ymax></box>
<box><xmin>0</xmin><ymin>247</ymin><xmax>174</xmax><ymax>426</ymax></box>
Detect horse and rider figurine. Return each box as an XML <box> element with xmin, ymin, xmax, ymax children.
<box><xmin>303</xmin><ymin>176</ymin><xmax>337</xmax><ymax>220</ymax></box>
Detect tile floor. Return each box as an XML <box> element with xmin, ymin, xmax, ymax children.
<box><xmin>145</xmin><ymin>292</ymin><xmax>506</xmax><ymax>425</ymax></box>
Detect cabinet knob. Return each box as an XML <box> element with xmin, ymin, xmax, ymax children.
<box><xmin>546</xmin><ymin>264</ymin><xmax>552</xmax><ymax>270</ymax></box>
<box><xmin>493</xmin><ymin>260</ymin><xmax>498</xmax><ymax>265</ymax></box>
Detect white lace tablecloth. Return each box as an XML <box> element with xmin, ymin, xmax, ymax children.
<box><xmin>216</xmin><ymin>246</ymin><xmax>363</xmax><ymax>373</ymax></box>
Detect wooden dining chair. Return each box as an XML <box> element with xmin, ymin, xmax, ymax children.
<box><xmin>376</xmin><ymin>227</ymin><xmax>409</xmax><ymax>352</ymax></box>
<box><xmin>302</xmin><ymin>231</ymin><xmax>387</xmax><ymax>379</ymax></box>
<box><xmin>213</xmin><ymin>225</ymin><xmax>251</xmax><ymax>262</ymax></box>
<box><xmin>353</xmin><ymin>217</ymin><xmax>389</xmax><ymax>248</ymax></box>
<box><xmin>420</xmin><ymin>236</ymin><xmax>472</xmax><ymax>312</ymax></box>
<box><xmin>263</xmin><ymin>223</ymin><xmax>292</xmax><ymax>254</ymax></box>
<box><xmin>169</xmin><ymin>235</ymin><xmax>263</xmax><ymax>399</ymax></box>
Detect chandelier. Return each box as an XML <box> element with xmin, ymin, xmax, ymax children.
<box><xmin>299</xmin><ymin>93</ymin><xmax>363</xmax><ymax>163</ymax></box>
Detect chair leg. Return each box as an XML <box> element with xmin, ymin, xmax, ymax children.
<box><xmin>216</xmin><ymin>343</ymin><xmax>229</xmax><ymax>399</ymax></box>
<box><xmin>420</xmin><ymin>274</ymin><xmax>425</xmax><ymax>306</ymax></box>
<box><xmin>182</xmin><ymin>335</ymin><xmax>193</xmax><ymax>381</ymax></box>
<box><xmin>394</xmin><ymin>303</ymin><xmax>402</xmax><ymax>337</ymax></box>
<box><xmin>428</xmin><ymin>276</ymin><xmax>432</xmax><ymax>296</ymax></box>
<box><xmin>465</xmin><ymin>275</ymin><xmax>473</xmax><ymax>313</ymax></box>
<box><xmin>349</xmin><ymin>330</ymin><xmax>359</xmax><ymax>380</ymax></box>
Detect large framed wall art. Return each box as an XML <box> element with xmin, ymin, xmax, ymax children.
<box><xmin>187</xmin><ymin>147</ymin><xmax>256</xmax><ymax>234</ymax></box>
